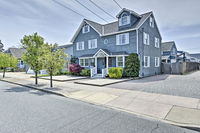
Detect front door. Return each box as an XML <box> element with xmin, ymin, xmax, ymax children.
<box><xmin>97</xmin><ymin>57</ymin><xmax>106</xmax><ymax>74</ymax></box>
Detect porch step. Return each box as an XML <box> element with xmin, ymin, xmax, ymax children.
<box><xmin>92</xmin><ymin>74</ymin><xmax>103</xmax><ymax>79</ymax></box>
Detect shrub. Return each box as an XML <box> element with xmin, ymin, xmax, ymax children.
<box><xmin>80</xmin><ymin>69</ymin><xmax>90</xmax><ymax>76</ymax></box>
<box><xmin>108</xmin><ymin>67</ymin><xmax>123</xmax><ymax>79</ymax></box>
<box><xmin>69</xmin><ymin>64</ymin><xmax>82</xmax><ymax>75</ymax></box>
<box><xmin>124</xmin><ymin>53</ymin><xmax>140</xmax><ymax>77</ymax></box>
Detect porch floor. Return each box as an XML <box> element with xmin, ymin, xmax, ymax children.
<box><xmin>74</xmin><ymin>78</ymin><xmax>132</xmax><ymax>87</ymax></box>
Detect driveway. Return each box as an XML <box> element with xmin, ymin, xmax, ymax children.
<box><xmin>107</xmin><ymin>71</ymin><xmax>200</xmax><ymax>99</ymax></box>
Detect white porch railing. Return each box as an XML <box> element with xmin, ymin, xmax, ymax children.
<box><xmin>90</xmin><ymin>67</ymin><xmax>97</xmax><ymax>78</ymax></box>
<box><xmin>102</xmin><ymin>68</ymin><xmax>108</xmax><ymax>78</ymax></box>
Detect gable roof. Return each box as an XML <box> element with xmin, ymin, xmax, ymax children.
<box><xmin>5</xmin><ymin>48</ymin><xmax>26</xmax><ymax>59</ymax></box>
<box><xmin>116</xmin><ymin>8</ymin><xmax>141</xmax><ymax>18</ymax></box>
<box><xmin>161</xmin><ymin>41</ymin><xmax>176</xmax><ymax>52</ymax></box>
<box><xmin>190</xmin><ymin>53</ymin><xmax>200</xmax><ymax>59</ymax></box>
<box><xmin>71</xmin><ymin>8</ymin><xmax>158</xmax><ymax>42</ymax></box>
<box><xmin>57</xmin><ymin>44</ymin><xmax>73</xmax><ymax>49</ymax></box>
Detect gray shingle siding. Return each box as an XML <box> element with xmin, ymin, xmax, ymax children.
<box><xmin>73</xmin><ymin>23</ymin><xmax>137</xmax><ymax>57</ymax></box>
<box><xmin>71</xmin><ymin>9</ymin><xmax>162</xmax><ymax>77</ymax></box>
<box><xmin>138</xmin><ymin>14</ymin><xmax>162</xmax><ymax>77</ymax></box>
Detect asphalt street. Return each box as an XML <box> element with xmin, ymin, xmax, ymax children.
<box><xmin>0</xmin><ymin>81</ymin><xmax>198</xmax><ymax>133</ymax></box>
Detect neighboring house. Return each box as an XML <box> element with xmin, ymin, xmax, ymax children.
<box><xmin>58</xmin><ymin>44</ymin><xmax>73</xmax><ymax>72</ymax></box>
<box><xmin>0</xmin><ymin>40</ymin><xmax>4</xmax><ymax>52</ymax></box>
<box><xmin>190</xmin><ymin>53</ymin><xmax>200</xmax><ymax>63</ymax></box>
<box><xmin>161</xmin><ymin>41</ymin><xmax>177</xmax><ymax>63</ymax></box>
<box><xmin>5</xmin><ymin>48</ymin><xmax>26</xmax><ymax>69</ymax></box>
<box><xmin>177</xmin><ymin>51</ymin><xmax>191</xmax><ymax>62</ymax></box>
<box><xmin>70</xmin><ymin>8</ymin><xmax>162</xmax><ymax>77</ymax></box>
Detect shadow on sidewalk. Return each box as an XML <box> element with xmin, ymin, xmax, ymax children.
<box><xmin>3</xmin><ymin>83</ymin><xmax>61</xmax><ymax>96</ymax></box>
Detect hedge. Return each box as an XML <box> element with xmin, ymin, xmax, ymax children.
<box><xmin>108</xmin><ymin>67</ymin><xmax>123</xmax><ymax>79</ymax></box>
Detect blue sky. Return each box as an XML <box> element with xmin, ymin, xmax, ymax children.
<box><xmin>0</xmin><ymin>0</ymin><xmax>200</xmax><ymax>53</ymax></box>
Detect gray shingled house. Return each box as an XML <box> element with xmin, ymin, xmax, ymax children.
<box><xmin>5</xmin><ymin>48</ymin><xmax>26</xmax><ymax>69</ymax></box>
<box><xmin>70</xmin><ymin>8</ymin><xmax>162</xmax><ymax>77</ymax></box>
<box><xmin>161</xmin><ymin>41</ymin><xmax>177</xmax><ymax>63</ymax></box>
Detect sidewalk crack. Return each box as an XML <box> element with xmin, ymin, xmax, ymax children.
<box><xmin>151</xmin><ymin>124</ymin><xmax>159</xmax><ymax>133</ymax></box>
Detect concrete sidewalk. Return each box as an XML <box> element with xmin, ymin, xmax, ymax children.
<box><xmin>1</xmin><ymin>72</ymin><xmax>200</xmax><ymax>128</ymax></box>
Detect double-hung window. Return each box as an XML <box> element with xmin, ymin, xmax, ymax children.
<box><xmin>144</xmin><ymin>56</ymin><xmax>150</xmax><ymax>68</ymax></box>
<box><xmin>155</xmin><ymin>57</ymin><xmax>160</xmax><ymax>67</ymax></box>
<box><xmin>80</xmin><ymin>58</ymin><xmax>95</xmax><ymax>67</ymax></box>
<box><xmin>82</xmin><ymin>25</ymin><xmax>90</xmax><ymax>33</ymax></box>
<box><xmin>143</xmin><ymin>32</ymin><xmax>150</xmax><ymax>45</ymax></box>
<box><xmin>150</xmin><ymin>17</ymin><xmax>154</xmax><ymax>28</ymax></box>
<box><xmin>88</xmin><ymin>39</ymin><xmax>97</xmax><ymax>49</ymax></box>
<box><xmin>116</xmin><ymin>56</ymin><xmax>124</xmax><ymax>67</ymax></box>
<box><xmin>116</xmin><ymin>33</ymin><xmax>129</xmax><ymax>45</ymax></box>
<box><xmin>76</xmin><ymin>41</ymin><xmax>84</xmax><ymax>50</ymax></box>
<box><xmin>155</xmin><ymin>37</ymin><xmax>160</xmax><ymax>48</ymax></box>
<box><xmin>119</xmin><ymin>13</ymin><xmax>130</xmax><ymax>26</ymax></box>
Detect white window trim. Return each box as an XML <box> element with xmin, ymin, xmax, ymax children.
<box><xmin>82</xmin><ymin>25</ymin><xmax>90</xmax><ymax>34</ymax></box>
<box><xmin>76</xmin><ymin>41</ymin><xmax>84</xmax><ymax>51</ymax></box>
<box><xmin>116</xmin><ymin>33</ymin><xmax>129</xmax><ymax>45</ymax></box>
<box><xmin>155</xmin><ymin>57</ymin><xmax>160</xmax><ymax>67</ymax></box>
<box><xmin>155</xmin><ymin>37</ymin><xmax>160</xmax><ymax>48</ymax></box>
<box><xmin>116</xmin><ymin>56</ymin><xmax>125</xmax><ymax>67</ymax></box>
<box><xmin>143</xmin><ymin>32</ymin><xmax>150</xmax><ymax>45</ymax></box>
<box><xmin>150</xmin><ymin>17</ymin><xmax>154</xmax><ymax>28</ymax></box>
<box><xmin>79</xmin><ymin>58</ymin><xmax>95</xmax><ymax>67</ymax></box>
<box><xmin>144</xmin><ymin>56</ymin><xmax>150</xmax><ymax>68</ymax></box>
<box><xmin>119</xmin><ymin>13</ymin><xmax>130</xmax><ymax>26</ymax></box>
<box><xmin>88</xmin><ymin>39</ymin><xmax>97</xmax><ymax>49</ymax></box>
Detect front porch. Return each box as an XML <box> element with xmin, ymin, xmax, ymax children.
<box><xmin>79</xmin><ymin>49</ymin><xmax>128</xmax><ymax>78</ymax></box>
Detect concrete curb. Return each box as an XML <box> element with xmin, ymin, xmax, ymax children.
<box><xmin>32</xmin><ymin>76</ymin><xmax>88</xmax><ymax>82</ymax></box>
<box><xmin>0</xmin><ymin>79</ymin><xmax>66</xmax><ymax>97</ymax></box>
<box><xmin>1</xmin><ymin>79</ymin><xmax>200</xmax><ymax>130</ymax></box>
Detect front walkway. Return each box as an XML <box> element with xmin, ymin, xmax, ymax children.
<box><xmin>0</xmin><ymin>72</ymin><xmax>200</xmax><ymax>128</ymax></box>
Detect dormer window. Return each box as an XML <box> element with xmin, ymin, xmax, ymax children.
<box><xmin>82</xmin><ymin>24</ymin><xmax>90</xmax><ymax>33</ymax></box>
<box><xmin>119</xmin><ymin>13</ymin><xmax>130</xmax><ymax>26</ymax></box>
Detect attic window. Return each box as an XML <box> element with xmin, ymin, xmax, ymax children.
<box><xmin>150</xmin><ymin>17</ymin><xmax>154</xmax><ymax>28</ymax></box>
<box><xmin>82</xmin><ymin>25</ymin><xmax>90</xmax><ymax>33</ymax></box>
<box><xmin>119</xmin><ymin>13</ymin><xmax>130</xmax><ymax>26</ymax></box>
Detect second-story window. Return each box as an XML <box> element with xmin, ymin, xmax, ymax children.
<box><xmin>116</xmin><ymin>33</ymin><xmax>129</xmax><ymax>45</ymax></box>
<box><xmin>88</xmin><ymin>39</ymin><xmax>97</xmax><ymax>49</ymax></box>
<box><xmin>119</xmin><ymin>13</ymin><xmax>130</xmax><ymax>26</ymax></box>
<box><xmin>143</xmin><ymin>32</ymin><xmax>150</xmax><ymax>45</ymax></box>
<box><xmin>150</xmin><ymin>17</ymin><xmax>154</xmax><ymax>28</ymax></box>
<box><xmin>76</xmin><ymin>41</ymin><xmax>84</xmax><ymax>50</ymax></box>
<box><xmin>82</xmin><ymin>25</ymin><xmax>90</xmax><ymax>33</ymax></box>
<box><xmin>155</xmin><ymin>37</ymin><xmax>160</xmax><ymax>48</ymax></box>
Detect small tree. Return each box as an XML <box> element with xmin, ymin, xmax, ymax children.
<box><xmin>0</xmin><ymin>53</ymin><xmax>18</xmax><ymax>78</ymax></box>
<box><xmin>21</xmin><ymin>33</ymin><xmax>46</xmax><ymax>85</ymax></box>
<box><xmin>43</xmin><ymin>43</ymin><xmax>67</xmax><ymax>88</ymax></box>
<box><xmin>124</xmin><ymin>53</ymin><xmax>140</xmax><ymax>77</ymax></box>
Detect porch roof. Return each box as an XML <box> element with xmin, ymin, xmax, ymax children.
<box><xmin>79</xmin><ymin>49</ymin><xmax>129</xmax><ymax>58</ymax></box>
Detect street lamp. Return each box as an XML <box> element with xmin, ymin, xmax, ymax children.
<box><xmin>0</xmin><ymin>40</ymin><xmax>4</xmax><ymax>52</ymax></box>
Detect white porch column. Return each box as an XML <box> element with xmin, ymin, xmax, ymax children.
<box><xmin>95</xmin><ymin>57</ymin><xmax>97</xmax><ymax>74</ymax></box>
<box><xmin>123</xmin><ymin>56</ymin><xmax>125</xmax><ymax>68</ymax></box>
<box><xmin>106</xmin><ymin>56</ymin><xmax>109</xmax><ymax>74</ymax></box>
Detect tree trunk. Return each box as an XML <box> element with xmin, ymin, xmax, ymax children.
<box><xmin>3</xmin><ymin>68</ymin><xmax>6</xmax><ymax>78</ymax></box>
<box><xmin>50</xmin><ymin>71</ymin><xmax>53</xmax><ymax>88</ymax></box>
<box><xmin>35</xmin><ymin>71</ymin><xmax>38</xmax><ymax>85</ymax></box>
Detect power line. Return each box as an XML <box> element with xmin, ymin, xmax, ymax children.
<box><xmin>112</xmin><ymin>0</ymin><xmax>123</xmax><ymax>9</ymax></box>
<box><xmin>52</xmin><ymin>0</ymin><xmax>86</xmax><ymax>18</ymax></box>
<box><xmin>73</xmin><ymin>0</ymin><xmax>109</xmax><ymax>23</ymax></box>
<box><xmin>88</xmin><ymin>0</ymin><xmax>115</xmax><ymax>19</ymax></box>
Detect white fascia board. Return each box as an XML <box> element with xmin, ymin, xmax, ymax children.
<box><xmin>70</xmin><ymin>19</ymin><xmax>102</xmax><ymax>43</ymax></box>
